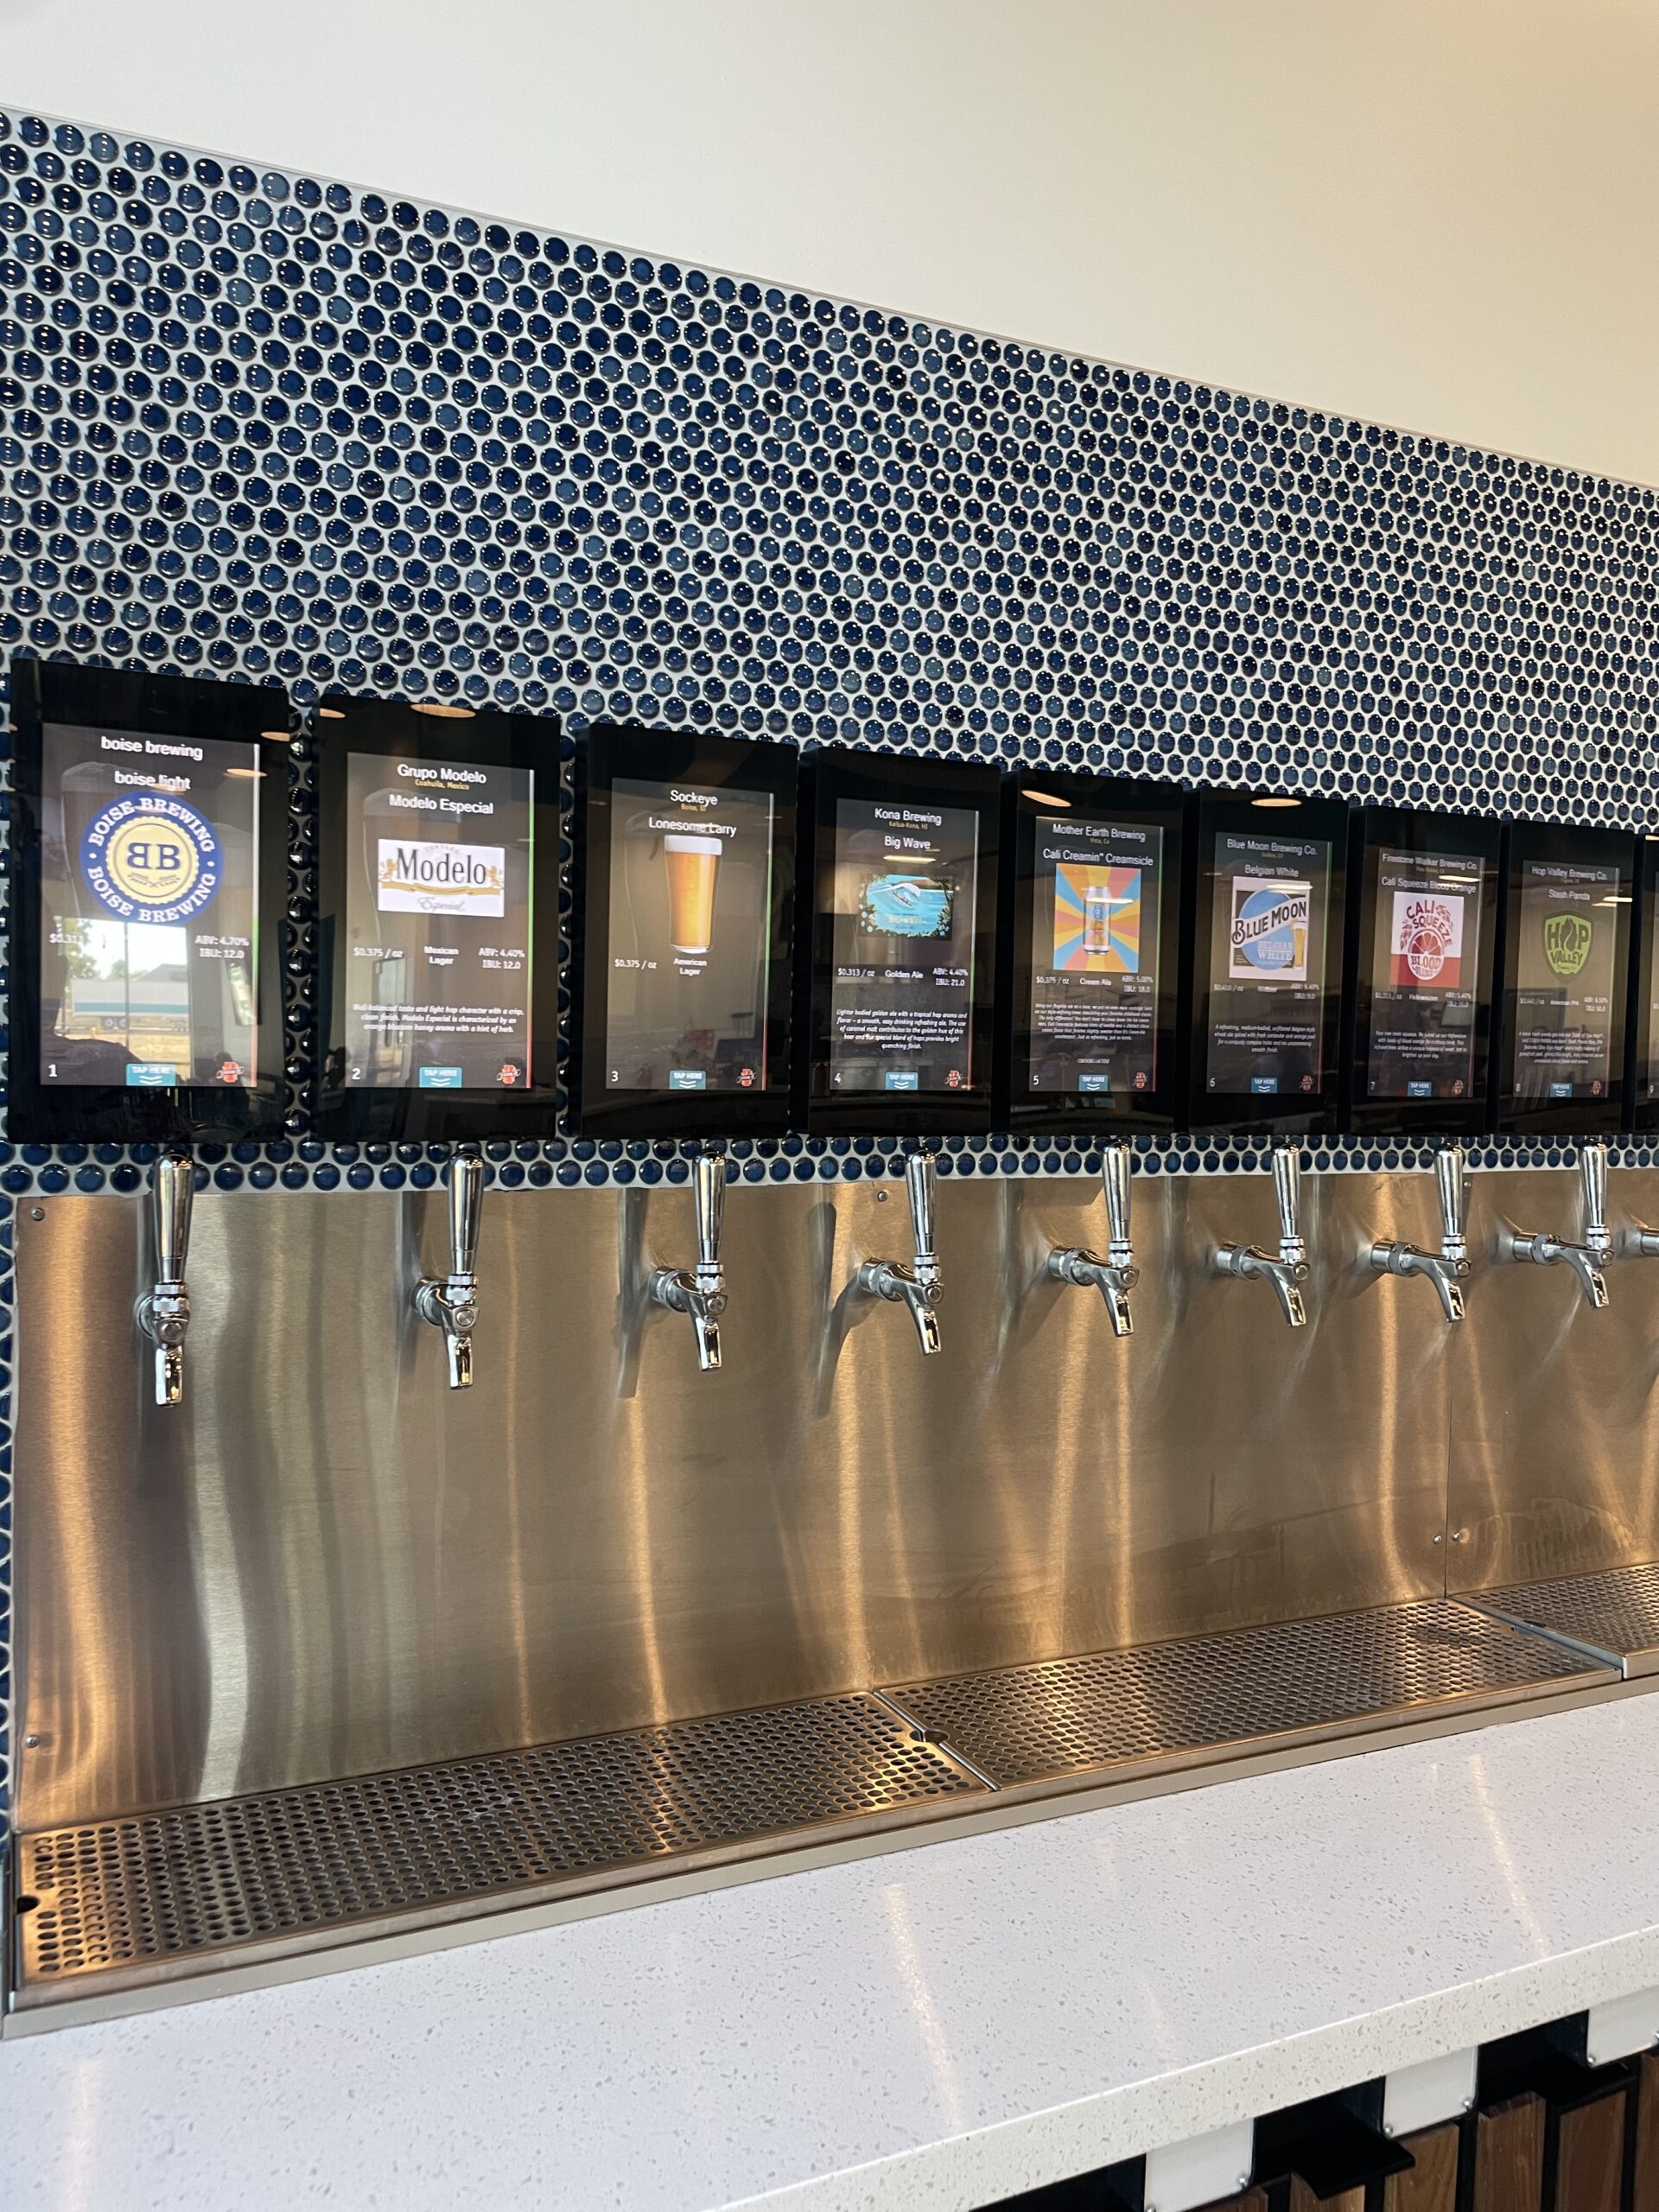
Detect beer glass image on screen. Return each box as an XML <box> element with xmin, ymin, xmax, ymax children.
<box><xmin>605</xmin><ymin>779</ymin><xmax>775</xmax><ymax>1093</ymax></box>
<box><xmin>1512</xmin><ymin>858</ymin><xmax>1621</xmax><ymax>1103</ymax></box>
<box><xmin>829</xmin><ymin>798</ymin><xmax>978</xmax><ymax>1093</ymax></box>
<box><xmin>342</xmin><ymin>752</ymin><xmax>534</xmax><ymax>1091</ymax></box>
<box><xmin>39</xmin><ymin>721</ymin><xmax>260</xmax><ymax>1089</ymax></box>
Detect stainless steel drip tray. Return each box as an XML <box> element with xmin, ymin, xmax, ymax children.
<box><xmin>7</xmin><ymin>1603</ymin><xmax>1617</xmax><ymax>2025</ymax></box>
<box><xmin>10</xmin><ymin>1694</ymin><xmax>984</xmax><ymax>2019</ymax></box>
<box><xmin>880</xmin><ymin>1599</ymin><xmax>1612</xmax><ymax>1796</ymax></box>
<box><xmin>1466</xmin><ymin>1560</ymin><xmax>1659</xmax><ymax>1678</ymax></box>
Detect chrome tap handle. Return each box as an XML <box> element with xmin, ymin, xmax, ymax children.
<box><xmin>1436</xmin><ymin>1143</ymin><xmax>1467</xmax><ymax>1263</ymax></box>
<box><xmin>136</xmin><ymin>1145</ymin><xmax>195</xmax><ymax>1407</ymax></box>
<box><xmin>906</xmin><ymin>1147</ymin><xmax>938</xmax><ymax>1282</ymax></box>
<box><xmin>1272</xmin><ymin>1142</ymin><xmax>1305</xmax><ymax>1266</ymax></box>
<box><xmin>155</xmin><ymin>1146</ymin><xmax>194</xmax><ymax>1288</ymax></box>
<box><xmin>1103</xmin><ymin>1140</ymin><xmax>1133</xmax><ymax>1267</ymax></box>
<box><xmin>1580</xmin><ymin>1138</ymin><xmax>1612</xmax><ymax>1262</ymax></box>
<box><xmin>694</xmin><ymin>1147</ymin><xmax>725</xmax><ymax>1275</ymax></box>
<box><xmin>448</xmin><ymin>1141</ymin><xmax>485</xmax><ymax>1275</ymax></box>
<box><xmin>414</xmin><ymin>1142</ymin><xmax>484</xmax><ymax>1390</ymax></box>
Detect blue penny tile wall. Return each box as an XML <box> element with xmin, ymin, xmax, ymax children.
<box><xmin>3</xmin><ymin>100</ymin><xmax>1659</xmax><ymax>1798</ymax></box>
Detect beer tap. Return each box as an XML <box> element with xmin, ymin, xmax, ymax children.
<box><xmin>415</xmin><ymin>1141</ymin><xmax>485</xmax><ymax>1387</ymax></box>
<box><xmin>135</xmin><ymin>1145</ymin><xmax>195</xmax><ymax>1407</ymax></box>
<box><xmin>649</xmin><ymin>1146</ymin><xmax>728</xmax><ymax>1372</ymax></box>
<box><xmin>1503</xmin><ymin>1137</ymin><xmax>1612</xmax><ymax>1311</ymax></box>
<box><xmin>1047</xmin><ymin>1139</ymin><xmax>1138</xmax><ymax>1336</ymax></box>
<box><xmin>858</xmin><ymin>1145</ymin><xmax>942</xmax><ymax>1356</ymax></box>
<box><xmin>1369</xmin><ymin>1142</ymin><xmax>1471</xmax><ymax>1322</ymax></box>
<box><xmin>1214</xmin><ymin>1141</ymin><xmax>1309</xmax><ymax>1328</ymax></box>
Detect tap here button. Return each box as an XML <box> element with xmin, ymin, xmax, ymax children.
<box><xmin>418</xmin><ymin>1065</ymin><xmax>465</xmax><ymax>1089</ymax></box>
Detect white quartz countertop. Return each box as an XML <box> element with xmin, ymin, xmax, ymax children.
<box><xmin>6</xmin><ymin>1691</ymin><xmax>1659</xmax><ymax>2212</ymax></box>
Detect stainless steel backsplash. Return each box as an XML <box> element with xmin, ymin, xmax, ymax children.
<box><xmin>12</xmin><ymin>1166</ymin><xmax>1657</xmax><ymax>1831</ymax></box>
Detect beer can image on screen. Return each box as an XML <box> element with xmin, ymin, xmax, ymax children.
<box><xmin>1228</xmin><ymin>877</ymin><xmax>1311</xmax><ymax>980</ymax></box>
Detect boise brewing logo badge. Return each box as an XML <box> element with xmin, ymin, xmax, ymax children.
<box><xmin>81</xmin><ymin>794</ymin><xmax>222</xmax><ymax>925</ymax></box>
<box><xmin>1544</xmin><ymin>910</ymin><xmax>1593</xmax><ymax>977</ymax></box>
<box><xmin>1228</xmin><ymin>878</ymin><xmax>1311</xmax><ymax>979</ymax></box>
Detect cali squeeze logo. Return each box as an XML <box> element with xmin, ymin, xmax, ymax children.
<box><xmin>80</xmin><ymin>794</ymin><xmax>222</xmax><ymax>924</ymax></box>
<box><xmin>1389</xmin><ymin>891</ymin><xmax>1465</xmax><ymax>988</ymax></box>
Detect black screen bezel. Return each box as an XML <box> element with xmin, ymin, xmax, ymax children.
<box><xmin>796</xmin><ymin>746</ymin><xmax>1002</xmax><ymax>1138</ymax></box>
<box><xmin>1630</xmin><ymin>833</ymin><xmax>1659</xmax><ymax>1131</ymax></box>
<box><xmin>1341</xmin><ymin>805</ymin><xmax>1503</xmax><ymax>1140</ymax></box>
<box><xmin>315</xmin><ymin>693</ymin><xmax>563</xmax><ymax>1142</ymax></box>
<box><xmin>569</xmin><ymin>721</ymin><xmax>798</xmax><ymax>1141</ymax></box>
<box><xmin>1492</xmin><ymin>818</ymin><xmax>1635</xmax><ymax>1137</ymax></box>
<box><xmin>995</xmin><ymin>768</ymin><xmax>1186</xmax><ymax>1135</ymax></box>
<box><xmin>1183</xmin><ymin>788</ymin><xmax>1351</xmax><ymax>1136</ymax></box>
<box><xmin>8</xmin><ymin>656</ymin><xmax>290</xmax><ymax>1145</ymax></box>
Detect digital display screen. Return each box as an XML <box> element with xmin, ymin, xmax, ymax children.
<box><xmin>38</xmin><ymin>719</ymin><xmax>262</xmax><ymax>1089</ymax></box>
<box><xmin>340</xmin><ymin>749</ymin><xmax>535</xmax><ymax>1091</ymax></box>
<box><xmin>1027</xmin><ymin>813</ymin><xmax>1163</xmax><ymax>1096</ymax></box>
<box><xmin>828</xmin><ymin>795</ymin><xmax>978</xmax><ymax>1093</ymax></box>
<box><xmin>1510</xmin><ymin>856</ymin><xmax>1621</xmax><ymax>1102</ymax></box>
<box><xmin>1204</xmin><ymin>829</ymin><xmax>1333</xmax><ymax>1096</ymax></box>
<box><xmin>1646</xmin><ymin>879</ymin><xmax>1659</xmax><ymax>1103</ymax></box>
<box><xmin>603</xmin><ymin>774</ymin><xmax>776</xmax><ymax>1093</ymax></box>
<box><xmin>1365</xmin><ymin>847</ymin><xmax>1484</xmax><ymax>1101</ymax></box>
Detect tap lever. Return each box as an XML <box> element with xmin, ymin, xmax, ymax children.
<box><xmin>1581</xmin><ymin>1138</ymin><xmax>1612</xmax><ymax>1262</ymax></box>
<box><xmin>415</xmin><ymin>1142</ymin><xmax>485</xmax><ymax>1389</ymax></box>
<box><xmin>1215</xmin><ymin>1145</ymin><xmax>1309</xmax><ymax>1328</ymax></box>
<box><xmin>1271</xmin><ymin>1141</ymin><xmax>1305</xmax><ymax>1266</ymax></box>
<box><xmin>650</xmin><ymin>1146</ymin><xmax>728</xmax><ymax>1372</ymax></box>
<box><xmin>1436</xmin><ymin>1142</ymin><xmax>1467</xmax><ymax>1262</ymax></box>
<box><xmin>857</xmin><ymin>1146</ymin><xmax>943</xmax><ymax>1355</ymax></box>
<box><xmin>1046</xmin><ymin>1141</ymin><xmax>1138</xmax><ymax>1338</ymax></box>
<box><xmin>135</xmin><ymin>1146</ymin><xmax>195</xmax><ymax>1407</ymax></box>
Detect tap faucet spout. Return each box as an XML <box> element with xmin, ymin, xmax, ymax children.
<box><xmin>135</xmin><ymin>1146</ymin><xmax>195</xmax><ymax>1406</ymax></box>
<box><xmin>1047</xmin><ymin>1140</ymin><xmax>1138</xmax><ymax>1336</ymax></box>
<box><xmin>857</xmin><ymin>1146</ymin><xmax>943</xmax><ymax>1355</ymax></box>
<box><xmin>1214</xmin><ymin>1141</ymin><xmax>1309</xmax><ymax>1327</ymax></box>
<box><xmin>414</xmin><ymin>1141</ymin><xmax>485</xmax><ymax>1387</ymax></box>
<box><xmin>1368</xmin><ymin>1143</ymin><xmax>1471</xmax><ymax>1322</ymax></box>
<box><xmin>1505</xmin><ymin>1140</ymin><xmax>1612</xmax><ymax>1312</ymax></box>
<box><xmin>650</xmin><ymin>1147</ymin><xmax>728</xmax><ymax>1371</ymax></box>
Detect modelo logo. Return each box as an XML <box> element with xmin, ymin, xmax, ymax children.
<box><xmin>377</xmin><ymin>837</ymin><xmax>505</xmax><ymax>917</ymax></box>
<box><xmin>1228</xmin><ymin>878</ymin><xmax>1310</xmax><ymax>980</ymax></box>
<box><xmin>1543</xmin><ymin>911</ymin><xmax>1593</xmax><ymax>977</ymax></box>
<box><xmin>80</xmin><ymin>795</ymin><xmax>221</xmax><ymax>925</ymax></box>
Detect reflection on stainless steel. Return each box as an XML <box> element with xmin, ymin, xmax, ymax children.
<box><xmin>855</xmin><ymin>1147</ymin><xmax>943</xmax><ymax>1356</ymax></box>
<box><xmin>1214</xmin><ymin>1141</ymin><xmax>1309</xmax><ymax>1326</ymax></box>
<box><xmin>133</xmin><ymin>1147</ymin><xmax>194</xmax><ymax>1407</ymax></box>
<box><xmin>1501</xmin><ymin>1140</ymin><xmax>1612</xmax><ymax>1311</ymax></box>
<box><xmin>14</xmin><ymin>1168</ymin><xmax>1463</xmax><ymax>1833</ymax></box>
<box><xmin>1370</xmin><ymin>1143</ymin><xmax>1471</xmax><ymax>1323</ymax></box>
<box><xmin>1449</xmin><ymin>1167</ymin><xmax>1659</xmax><ymax>1594</ymax></box>
<box><xmin>1046</xmin><ymin>1140</ymin><xmax>1138</xmax><ymax>1337</ymax></box>
<box><xmin>412</xmin><ymin>1141</ymin><xmax>485</xmax><ymax>1389</ymax></box>
<box><xmin>648</xmin><ymin>1147</ymin><xmax>728</xmax><ymax>1372</ymax></box>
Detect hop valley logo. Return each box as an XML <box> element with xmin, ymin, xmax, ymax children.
<box><xmin>80</xmin><ymin>795</ymin><xmax>222</xmax><ymax>925</ymax></box>
<box><xmin>1543</xmin><ymin>910</ymin><xmax>1593</xmax><ymax>978</ymax></box>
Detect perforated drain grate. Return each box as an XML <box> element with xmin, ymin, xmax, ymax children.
<box><xmin>16</xmin><ymin>1694</ymin><xmax>981</xmax><ymax>1992</ymax></box>
<box><xmin>1469</xmin><ymin>1560</ymin><xmax>1659</xmax><ymax>1677</ymax></box>
<box><xmin>884</xmin><ymin>1600</ymin><xmax>1606</xmax><ymax>1789</ymax></box>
